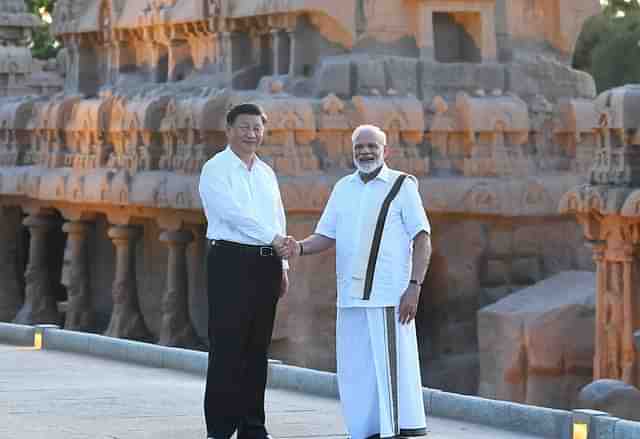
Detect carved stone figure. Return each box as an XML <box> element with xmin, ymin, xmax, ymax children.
<box><xmin>0</xmin><ymin>0</ymin><xmax>613</xmax><ymax>408</ymax></box>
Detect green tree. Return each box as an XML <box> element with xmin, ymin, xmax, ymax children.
<box><xmin>590</xmin><ymin>26</ymin><xmax>640</xmax><ymax>91</ymax></box>
<box><xmin>572</xmin><ymin>14</ymin><xmax>614</xmax><ymax>73</ymax></box>
<box><xmin>25</xmin><ymin>0</ymin><xmax>59</xmax><ymax>60</ymax></box>
<box><xmin>573</xmin><ymin>10</ymin><xmax>640</xmax><ymax>92</ymax></box>
<box><xmin>602</xmin><ymin>0</ymin><xmax>640</xmax><ymax>16</ymax></box>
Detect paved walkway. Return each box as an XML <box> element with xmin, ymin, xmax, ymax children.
<box><xmin>0</xmin><ymin>344</ymin><xmax>539</xmax><ymax>439</ymax></box>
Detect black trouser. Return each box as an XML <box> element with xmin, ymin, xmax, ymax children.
<box><xmin>204</xmin><ymin>241</ymin><xmax>282</xmax><ymax>439</ymax></box>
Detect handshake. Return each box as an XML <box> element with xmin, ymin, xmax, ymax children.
<box><xmin>272</xmin><ymin>235</ymin><xmax>301</xmax><ymax>259</ymax></box>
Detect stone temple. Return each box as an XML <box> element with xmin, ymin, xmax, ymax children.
<box><xmin>0</xmin><ymin>0</ymin><xmax>619</xmax><ymax>407</ymax></box>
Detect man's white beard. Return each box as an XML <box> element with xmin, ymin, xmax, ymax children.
<box><xmin>354</xmin><ymin>155</ymin><xmax>384</xmax><ymax>174</ymax></box>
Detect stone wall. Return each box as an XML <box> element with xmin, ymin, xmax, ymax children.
<box><xmin>0</xmin><ymin>0</ymin><xmax>606</xmax><ymax>399</ymax></box>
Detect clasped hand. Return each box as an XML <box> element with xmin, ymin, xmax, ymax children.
<box><xmin>272</xmin><ymin>235</ymin><xmax>300</xmax><ymax>259</ymax></box>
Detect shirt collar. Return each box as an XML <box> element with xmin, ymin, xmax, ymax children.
<box><xmin>225</xmin><ymin>145</ymin><xmax>262</xmax><ymax>171</ymax></box>
<box><xmin>349</xmin><ymin>163</ymin><xmax>391</xmax><ymax>184</ymax></box>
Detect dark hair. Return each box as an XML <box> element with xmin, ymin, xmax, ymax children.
<box><xmin>226</xmin><ymin>103</ymin><xmax>268</xmax><ymax>126</ymax></box>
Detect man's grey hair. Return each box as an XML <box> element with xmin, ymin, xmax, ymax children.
<box><xmin>351</xmin><ymin>124</ymin><xmax>387</xmax><ymax>146</ymax></box>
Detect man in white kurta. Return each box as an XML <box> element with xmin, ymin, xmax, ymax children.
<box><xmin>285</xmin><ymin>125</ymin><xmax>432</xmax><ymax>439</ymax></box>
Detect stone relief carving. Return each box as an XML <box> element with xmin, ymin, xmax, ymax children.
<box><xmin>562</xmin><ymin>89</ymin><xmax>640</xmax><ymax>387</ymax></box>
<box><xmin>0</xmin><ymin>0</ymin><xmax>617</xmax><ymax>405</ymax></box>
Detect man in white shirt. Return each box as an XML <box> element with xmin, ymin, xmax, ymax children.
<box><xmin>198</xmin><ymin>103</ymin><xmax>290</xmax><ymax>439</ymax></box>
<box><xmin>285</xmin><ymin>125</ymin><xmax>432</xmax><ymax>439</ymax></box>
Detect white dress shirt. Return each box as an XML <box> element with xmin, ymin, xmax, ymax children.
<box><xmin>315</xmin><ymin>165</ymin><xmax>430</xmax><ymax>308</ymax></box>
<box><xmin>198</xmin><ymin>146</ymin><xmax>288</xmax><ymax>268</ymax></box>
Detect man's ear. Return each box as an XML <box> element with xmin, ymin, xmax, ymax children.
<box><xmin>383</xmin><ymin>145</ymin><xmax>391</xmax><ymax>159</ymax></box>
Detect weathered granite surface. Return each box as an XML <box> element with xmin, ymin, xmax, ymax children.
<box><xmin>0</xmin><ymin>0</ymin><xmax>603</xmax><ymax>398</ymax></box>
<box><xmin>478</xmin><ymin>271</ymin><xmax>596</xmax><ymax>408</ymax></box>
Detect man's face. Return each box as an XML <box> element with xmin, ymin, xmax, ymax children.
<box><xmin>226</xmin><ymin>114</ymin><xmax>265</xmax><ymax>156</ymax></box>
<box><xmin>353</xmin><ymin>130</ymin><xmax>385</xmax><ymax>173</ymax></box>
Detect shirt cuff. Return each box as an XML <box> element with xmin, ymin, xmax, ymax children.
<box><xmin>314</xmin><ymin>226</ymin><xmax>336</xmax><ymax>240</ymax></box>
<box><xmin>410</xmin><ymin>225</ymin><xmax>431</xmax><ymax>240</ymax></box>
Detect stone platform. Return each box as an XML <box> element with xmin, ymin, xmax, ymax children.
<box><xmin>0</xmin><ymin>343</ymin><xmax>540</xmax><ymax>439</ymax></box>
<box><xmin>2</xmin><ymin>323</ymin><xmax>640</xmax><ymax>439</ymax></box>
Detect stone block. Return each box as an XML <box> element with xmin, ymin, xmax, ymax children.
<box><xmin>437</xmin><ymin>322</ymin><xmax>478</xmax><ymax>356</ymax></box>
<box><xmin>88</xmin><ymin>334</ymin><xmax>129</xmax><ymax>362</ymax></box>
<box><xmin>385</xmin><ymin>57</ymin><xmax>419</xmax><ymax>96</ymax></box>
<box><xmin>267</xmin><ymin>363</ymin><xmax>339</xmax><ymax>398</ymax></box>
<box><xmin>430</xmin><ymin>389</ymin><xmax>571</xmax><ymax>437</ymax></box>
<box><xmin>538</xmin><ymin>223</ymin><xmax>582</xmax><ymax>275</ymax></box>
<box><xmin>578</xmin><ymin>380</ymin><xmax>640</xmax><ymax>422</ymax></box>
<box><xmin>478</xmin><ymin>271</ymin><xmax>596</xmax><ymax>409</ymax></box>
<box><xmin>313</xmin><ymin>58</ymin><xmax>351</xmax><ymax>98</ymax></box>
<box><xmin>513</xmin><ymin>226</ymin><xmax>541</xmax><ymax>255</ymax></box>
<box><xmin>480</xmin><ymin>286</ymin><xmax>515</xmax><ymax>307</ymax></box>
<box><xmin>44</xmin><ymin>328</ymin><xmax>90</xmax><ymax>353</ymax></box>
<box><xmin>511</xmin><ymin>257</ymin><xmax>542</xmax><ymax>285</ymax></box>
<box><xmin>161</xmin><ymin>346</ymin><xmax>207</xmax><ymax>376</ymax></box>
<box><xmin>484</xmin><ymin>259</ymin><xmax>510</xmax><ymax>285</ymax></box>
<box><xmin>430</xmin><ymin>391</ymin><xmax>488</xmax><ymax>423</ymax></box>
<box><xmin>354</xmin><ymin>57</ymin><xmax>386</xmax><ymax>94</ymax></box>
<box><xmin>0</xmin><ymin>322</ymin><xmax>36</xmax><ymax>346</ymax></box>
<box><xmin>0</xmin><ymin>207</ymin><xmax>24</xmax><ymax>322</ymax></box>
<box><xmin>506</xmin><ymin>65</ymin><xmax>541</xmax><ymax>98</ymax></box>
<box><xmin>591</xmin><ymin>416</ymin><xmax>620</xmax><ymax>439</ymax></box>
<box><xmin>488</xmin><ymin>227</ymin><xmax>513</xmax><ymax>256</ymax></box>
<box><xmin>126</xmin><ymin>339</ymin><xmax>164</xmax><ymax>368</ymax></box>
<box><xmin>422</xmin><ymin>388</ymin><xmax>440</xmax><ymax>415</ymax></box>
<box><xmin>615</xmin><ymin>420</ymin><xmax>640</xmax><ymax>439</ymax></box>
<box><xmin>421</xmin><ymin>61</ymin><xmax>506</xmax><ymax>101</ymax></box>
<box><xmin>506</xmin><ymin>60</ymin><xmax>596</xmax><ymax>102</ymax></box>
<box><xmin>425</xmin><ymin>353</ymin><xmax>479</xmax><ymax>395</ymax></box>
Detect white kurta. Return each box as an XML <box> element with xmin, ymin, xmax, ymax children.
<box><xmin>315</xmin><ymin>165</ymin><xmax>430</xmax><ymax>308</ymax></box>
<box><xmin>315</xmin><ymin>165</ymin><xmax>430</xmax><ymax>439</ymax></box>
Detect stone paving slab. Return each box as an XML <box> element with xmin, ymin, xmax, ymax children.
<box><xmin>0</xmin><ymin>344</ymin><xmax>540</xmax><ymax>439</ymax></box>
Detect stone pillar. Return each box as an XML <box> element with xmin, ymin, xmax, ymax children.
<box><xmin>271</xmin><ymin>29</ymin><xmax>283</xmax><ymax>75</ymax></box>
<box><xmin>220</xmin><ymin>31</ymin><xmax>233</xmax><ymax>83</ymax></box>
<box><xmin>479</xmin><ymin>9</ymin><xmax>498</xmax><ymax>62</ymax></box>
<box><xmin>0</xmin><ymin>207</ymin><xmax>24</xmax><ymax>322</ymax></box>
<box><xmin>62</xmin><ymin>221</ymin><xmax>94</xmax><ymax>331</ymax></box>
<box><xmin>108</xmin><ymin>42</ymin><xmax>119</xmax><ymax>85</ymax></box>
<box><xmin>287</xmin><ymin>29</ymin><xmax>297</xmax><ymax>76</ymax></box>
<box><xmin>145</xmin><ymin>39</ymin><xmax>157</xmax><ymax>79</ymax></box>
<box><xmin>418</xmin><ymin>5</ymin><xmax>435</xmax><ymax>60</ymax></box>
<box><xmin>494</xmin><ymin>0</ymin><xmax>513</xmax><ymax>61</ymax></box>
<box><xmin>622</xmin><ymin>247</ymin><xmax>638</xmax><ymax>384</ymax></box>
<box><xmin>250</xmin><ymin>30</ymin><xmax>261</xmax><ymax>65</ymax></box>
<box><xmin>14</xmin><ymin>214</ymin><xmax>60</xmax><ymax>325</ymax></box>
<box><xmin>158</xmin><ymin>229</ymin><xmax>199</xmax><ymax>347</ymax></box>
<box><xmin>104</xmin><ymin>225</ymin><xmax>150</xmax><ymax>341</ymax></box>
<box><xmin>168</xmin><ymin>39</ymin><xmax>190</xmax><ymax>82</ymax></box>
<box><xmin>588</xmin><ymin>231</ymin><xmax>640</xmax><ymax>388</ymax></box>
<box><xmin>593</xmin><ymin>243</ymin><xmax>606</xmax><ymax>380</ymax></box>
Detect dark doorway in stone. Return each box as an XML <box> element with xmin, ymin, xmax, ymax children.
<box><xmin>156</xmin><ymin>45</ymin><xmax>169</xmax><ymax>83</ymax></box>
<box><xmin>260</xmin><ymin>34</ymin><xmax>273</xmax><ymax>76</ymax></box>
<box><xmin>433</xmin><ymin>12</ymin><xmax>482</xmax><ymax>63</ymax></box>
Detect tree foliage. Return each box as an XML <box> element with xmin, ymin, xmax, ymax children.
<box><xmin>573</xmin><ymin>9</ymin><xmax>640</xmax><ymax>92</ymax></box>
<box><xmin>25</xmin><ymin>0</ymin><xmax>59</xmax><ymax>60</ymax></box>
<box><xmin>602</xmin><ymin>0</ymin><xmax>640</xmax><ymax>17</ymax></box>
